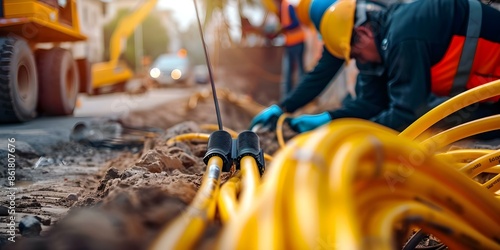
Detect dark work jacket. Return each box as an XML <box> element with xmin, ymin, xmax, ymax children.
<box><xmin>280</xmin><ymin>0</ymin><xmax>500</xmax><ymax>132</ymax></box>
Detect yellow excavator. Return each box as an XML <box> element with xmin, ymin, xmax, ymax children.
<box><xmin>0</xmin><ymin>0</ymin><xmax>158</xmax><ymax>123</ymax></box>
<box><xmin>91</xmin><ymin>0</ymin><xmax>158</xmax><ymax>93</ymax></box>
<box><xmin>0</xmin><ymin>0</ymin><xmax>88</xmax><ymax>122</ymax></box>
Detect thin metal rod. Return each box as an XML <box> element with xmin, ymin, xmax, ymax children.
<box><xmin>193</xmin><ymin>0</ymin><xmax>224</xmax><ymax>131</ymax></box>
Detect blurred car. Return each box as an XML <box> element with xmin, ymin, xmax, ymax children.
<box><xmin>149</xmin><ymin>52</ymin><xmax>191</xmax><ymax>85</ymax></box>
<box><xmin>193</xmin><ymin>65</ymin><xmax>209</xmax><ymax>84</ymax></box>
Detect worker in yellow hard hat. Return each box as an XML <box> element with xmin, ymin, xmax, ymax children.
<box><xmin>253</xmin><ymin>0</ymin><xmax>500</xmax><ymax>137</ymax></box>
<box><xmin>250</xmin><ymin>0</ymin><xmax>387</xmax><ymax>131</ymax></box>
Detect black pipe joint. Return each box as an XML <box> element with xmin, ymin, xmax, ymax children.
<box><xmin>234</xmin><ymin>131</ymin><xmax>265</xmax><ymax>176</ymax></box>
<box><xmin>203</xmin><ymin>130</ymin><xmax>233</xmax><ymax>172</ymax></box>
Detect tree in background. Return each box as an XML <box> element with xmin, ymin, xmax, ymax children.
<box><xmin>103</xmin><ymin>8</ymin><xmax>171</xmax><ymax>70</ymax></box>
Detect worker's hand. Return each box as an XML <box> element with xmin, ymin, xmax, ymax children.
<box><xmin>287</xmin><ymin>112</ymin><xmax>332</xmax><ymax>133</ymax></box>
<box><xmin>249</xmin><ymin>104</ymin><xmax>284</xmax><ymax>131</ymax></box>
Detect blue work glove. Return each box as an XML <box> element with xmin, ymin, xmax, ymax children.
<box><xmin>287</xmin><ymin>112</ymin><xmax>332</xmax><ymax>133</ymax></box>
<box><xmin>249</xmin><ymin>104</ymin><xmax>284</xmax><ymax>130</ymax></box>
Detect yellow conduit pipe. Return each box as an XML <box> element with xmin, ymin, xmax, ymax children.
<box><xmin>435</xmin><ymin>149</ymin><xmax>493</xmax><ymax>163</ymax></box>
<box><xmin>217</xmin><ymin>135</ymin><xmax>310</xmax><ymax>249</ymax></box>
<box><xmin>319</xmin><ymin>123</ymin><xmax>500</xmax><ymax>247</ymax></box>
<box><xmin>217</xmin><ymin>172</ymin><xmax>241</xmax><ymax>223</ymax></box>
<box><xmin>276</xmin><ymin>113</ymin><xmax>289</xmax><ymax>149</ymax></box>
<box><xmin>150</xmin><ymin>156</ymin><xmax>223</xmax><ymax>250</ymax></box>
<box><xmin>353</xmin><ymin>167</ymin><xmax>500</xmax><ymax>241</ymax></box>
<box><xmin>485</xmin><ymin>166</ymin><xmax>500</xmax><ymax>174</ymax></box>
<box><xmin>400</xmin><ymin>79</ymin><xmax>500</xmax><ymax>140</ymax></box>
<box><xmin>239</xmin><ymin>156</ymin><xmax>261</xmax><ymax>208</ymax></box>
<box><xmin>217</xmin><ymin>118</ymin><xmax>500</xmax><ymax>249</ymax></box>
<box><xmin>166</xmin><ymin>133</ymin><xmax>211</xmax><ymax>146</ymax></box>
<box><xmin>366</xmin><ymin>201</ymin><xmax>499</xmax><ymax>250</ymax></box>
<box><xmin>482</xmin><ymin>174</ymin><xmax>500</xmax><ymax>193</ymax></box>
<box><xmin>460</xmin><ymin>149</ymin><xmax>500</xmax><ymax>177</ymax></box>
<box><xmin>217</xmin><ymin>155</ymin><xmax>261</xmax><ymax>224</ymax></box>
<box><xmin>419</xmin><ymin>115</ymin><xmax>500</xmax><ymax>152</ymax></box>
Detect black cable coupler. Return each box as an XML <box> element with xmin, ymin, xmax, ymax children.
<box><xmin>203</xmin><ymin>130</ymin><xmax>233</xmax><ymax>172</ymax></box>
<box><xmin>235</xmin><ymin>131</ymin><xmax>265</xmax><ymax>175</ymax></box>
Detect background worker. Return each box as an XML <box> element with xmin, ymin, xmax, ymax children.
<box><xmin>249</xmin><ymin>0</ymin><xmax>386</xmax><ymax>130</ymax></box>
<box><xmin>270</xmin><ymin>0</ymin><xmax>307</xmax><ymax>100</ymax></box>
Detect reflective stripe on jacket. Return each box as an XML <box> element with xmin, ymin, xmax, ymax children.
<box><xmin>280</xmin><ymin>0</ymin><xmax>305</xmax><ymax>46</ymax></box>
<box><xmin>431</xmin><ymin>0</ymin><xmax>500</xmax><ymax>102</ymax></box>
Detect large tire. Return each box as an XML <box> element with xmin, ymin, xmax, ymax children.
<box><xmin>76</xmin><ymin>58</ymin><xmax>92</xmax><ymax>95</ymax></box>
<box><xmin>36</xmin><ymin>48</ymin><xmax>79</xmax><ymax>116</ymax></box>
<box><xmin>0</xmin><ymin>37</ymin><xmax>38</xmax><ymax>123</ymax></box>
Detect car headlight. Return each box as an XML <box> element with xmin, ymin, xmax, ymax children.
<box><xmin>171</xmin><ymin>69</ymin><xmax>182</xmax><ymax>80</ymax></box>
<box><xmin>150</xmin><ymin>68</ymin><xmax>161</xmax><ymax>79</ymax></box>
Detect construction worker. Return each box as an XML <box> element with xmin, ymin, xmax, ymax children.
<box><xmin>252</xmin><ymin>0</ymin><xmax>500</xmax><ymax>134</ymax></box>
<box><xmin>249</xmin><ymin>0</ymin><xmax>385</xmax><ymax>130</ymax></box>
<box><xmin>270</xmin><ymin>0</ymin><xmax>307</xmax><ymax>100</ymax></box>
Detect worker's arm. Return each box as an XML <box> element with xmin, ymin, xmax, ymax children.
<box><xmin>327</xmin><ymin>70</ymin><xmax>389</xmax><ymax>121</ymax></box>
<box><xmin>281</xmin><ymin>5</ymin><xmax>301</xmax><ymax>30</ymax></box>
<box><xmin>368</xmin><ymin>40</ymin><xmax>432</xmax><ymax>131</ymax></box>
<box><xmin>280</xmin><ymin>48</ymin><xmax>345</xmax><ymax>113</ymax></box>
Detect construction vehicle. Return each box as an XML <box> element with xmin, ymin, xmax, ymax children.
<box><xmin>91</xmin><ymin>0</ymin><xmax>158</xmax><ymax>93</ymax></box>
<box><xmin>0</xmin><ymin>0</ymin><xmax>90</xmax><ymax>123</ymax></box>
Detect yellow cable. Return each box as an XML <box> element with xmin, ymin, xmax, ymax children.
<box><xmin>239</xmin><ymin>156</ymin><xmax>261</xmax><ymax>208</ymax></box>
<box><xmin>367</xmin><ymin>201</ymin><xmax>500</xmax><ymax>250</ymax></box>
<box><xmin>435</xmin><ymin>149</ymin><xmax>493</xmax><ymax>163</ymax></box>
<box><xmin>460</xmin><ymin>149</ymin><xmax>500</xmax><ymax>178</ymax></box>
<box><xmin>482</xmin><ymin>174</ymin><xmax>500</xmax><ymax>193</ymax></box>
<box><xmin>276</xmin><ymin>113</ymin><xmax>289</xmax><ymax>149</ymax></box>
<box><xmin>166</xmin><ymin>133</ymin><xmax>211</xmax><ymax>146</ymax></box>
<box><xmin>217</xmin><ymin>172</ymin><xmax>241</xmax><ymax>223</ymax></box>
<box><xmin>419</xmin><ymin>115</ymin><xmax>500</xmax><ymax>152</ymax></box>
<box><xmin>400</xmin><ymin>79</ymin><xmax>500</xmax><ymax>140</ymax></box>
<box><xmin>150</xmin><ymin>156</ymin><xmax>223</xmax><ymax>250</ymax></box>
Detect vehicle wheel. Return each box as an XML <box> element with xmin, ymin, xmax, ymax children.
<box><xmin>0</xmin><ymin>37</ymin><xmax>38</xmax><ymax>123</ymax></box>
<box><xmin>36</xmin><ymin>48</ymin><xmax>79</xmax><ymax>116</ymax></box>
<box><xmin>76</xmin><ymin>58</ymin><xmax>92</xmax><ymax>95</ymax></box>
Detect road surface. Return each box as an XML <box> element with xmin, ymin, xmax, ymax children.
<box><xmin>0</xmin><ymin>85</ymin><xmax>198</xmax><ymax>155</ymax></box>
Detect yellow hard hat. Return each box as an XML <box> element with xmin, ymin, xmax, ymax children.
<box><xmin>320</xmin><ymin>0</ymin><xmax>356</xmax><ymax>62</ymax></box>
<box><xmin>262</xmin><ymin>0</ymin><xmax>279</xmax><ymax>15</ymax></box>
<box><xmin>296</xmin><ymin>0</ymin><xmax>314</xmax><ymax>27</ymax></box>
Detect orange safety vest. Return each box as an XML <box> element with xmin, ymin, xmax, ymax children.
<box><xmin>280</xmin><ymin>0</ymin><xmax>306</xmax><ymax>46</ymax></box>
<box><xmin>430</xmin><ymin>0</ymin><xmax>500</xmax><ymax>102</ymax></box>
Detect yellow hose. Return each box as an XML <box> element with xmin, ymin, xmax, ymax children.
<box><xmin>276</xmin><ymin>113</ymin><xmax>289</xmax><ymax>149</ymax></box>
<box><xmin>366</xmin><ymin>201</ymin><xmax>500</xmax><ymax>250</ymax></box>
<box><xmin>239</xmin><ymin>156</ymin><xmax>261</xmax><ymax>208</ymax></box>
<box><xmin>419</xmin><ymin>115</ymin><xmax>500</xmax><ymax>152</ymax></box>
<box><xmin>482</xmin><ymin>174</ymin><xmax>500</xmax><ymax>193</ymax></box>
<box><xmin>400</xmin><ymin>79</ymin><xmax>500</xmax><ymax>140</ymax></box>
<box><xmin>166</xmin><ymin>133</ymin><xmax>211</xmax><ymax>146</ymax></box>
<box><xmin>217</xmin><ymin>172</ymin><xmax>241</xmax><ymax>223</ymax></box>
<box><xmin>150</xmin><ymin>156</ymin><xmax>223</xmax><ymax>250</ymax></box>
<box><xmin>435</xmin><ymin>149</ymin><xmax>493</xmax><ymax>163</ymax></box>
<box><xmin>460</xmin><ymin>149</ymin><xmax>500</xmax><ymax>178</ymax></box>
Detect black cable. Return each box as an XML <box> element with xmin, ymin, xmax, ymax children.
<box><xmin>402</xmin><ymin>229</ymin><xmax>427</xmax><ymax>250</ymax></box>
<box><xmin>193</xmin><ymin>0</ymin><xmax>224</xmax><ymax>131</ymax></box>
